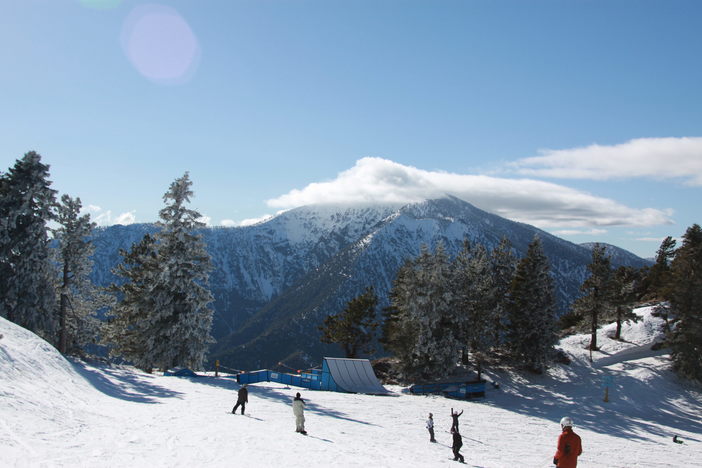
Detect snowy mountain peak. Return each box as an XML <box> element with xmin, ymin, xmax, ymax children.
<box><xmin>89</xmin><ymin>196</ymin><xmax>652</xmax><ymax>369</ymax></box>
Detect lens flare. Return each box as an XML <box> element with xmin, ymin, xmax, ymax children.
<box><xmin>120</xmin><ymin>4</ymin><xmax>201</xmax><ymax>85</ymax></box>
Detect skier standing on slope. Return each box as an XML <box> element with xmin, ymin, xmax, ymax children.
<box><xmin>292</xmin><ymin>392</ymin><xmax>307</xmax><ymax>434</ymax></box>
<box><xmin>553</xmin><ymin>416</ymin><xmax>582</xmax><ymax>468</ymax></box>
<box><xmin>450</xmin><ymin>407</ymin><xmax>463</xmax><ymax>432</ymax></box>
<box><xmin>451</xmin><ymin>427</ymin><xmax>465</xmax><ymax>463</ymax></box>
<box><xmin>231</xmin><ymin>384</ymin><xmax>248</xmax><ymax>415</ymax></box>
<box><xmin>426</xmin><ymin>413</ymin><xmax>436</xmax><ymax>442</ymax></box>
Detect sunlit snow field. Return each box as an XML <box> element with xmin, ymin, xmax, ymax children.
<box><xmin>1</xmin><ymin>306</ymin><xmax>700</xmax><ymax>467</ymax></box>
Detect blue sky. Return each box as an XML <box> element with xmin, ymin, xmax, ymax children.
<box><xmin>2</xmin><ymin>0</ymin><xmax>701</xmax><ymax>258</ymax></box>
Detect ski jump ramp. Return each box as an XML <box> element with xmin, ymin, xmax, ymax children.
<box><xmin>236</xmin><ymin>357</ymin><xmax>392</xmax><ymax>395</ymax></box>
<box><xmin>323</xmin><ymin>357</ymin><xmax>391</xmax><ymax>395</ymax></box>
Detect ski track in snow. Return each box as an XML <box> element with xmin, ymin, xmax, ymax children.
<box><xmin>1</xmin><ymin>306</ymin><xmax>701</xmax><ymax>467</ymax></box>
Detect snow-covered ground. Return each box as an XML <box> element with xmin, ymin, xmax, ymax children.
<box><xmin>1</xmin><ymin>306</ymin><xmax>700</xmax><ymax>467</ymax></box>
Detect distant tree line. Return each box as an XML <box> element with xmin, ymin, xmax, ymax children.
<box><xmin>0</xmin><ymin>152</ymin><xmax>215</xmax><ymax>372</ymax></box>
<box><xmin>322</xmin><ymin>233</ymin><xmax>702</xmax><ymax>384</ymax></box>
<box><xmin>322</xmin><ymin>236</ymin><xmax>559</xmax><ymax>380</ymax></box>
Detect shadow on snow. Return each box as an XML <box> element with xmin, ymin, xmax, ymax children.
<box><xmin>480</xmin><ymin>356</ymin><xmax>702</xmax><ymax>443</ymax></box>
<box><xmin>70</xmin><ymin>360</ymin><xmax>184</xmax><ymax>403</ymax></box>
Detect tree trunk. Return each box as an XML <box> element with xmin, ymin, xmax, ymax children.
<box><xmin>615</xmin><ymin>307</ymin><xmax>623</xmax><ymax>340</ymax></box>
<box><xmin>589</xmin><ymin>309</ymin><xmax>598</xmax><ymax>350</ymax></box>
<box><xmin>59</xmin><ymin>262</ymin><xmax>69</xmax><ymax>354</ymax></box>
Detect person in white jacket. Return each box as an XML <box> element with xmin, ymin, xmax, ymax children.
<box><xmin>426</xmin><ymin>413</ymin><xmax>436</xmax><ymax>442</ymax></box>
<box><xmin>292</xmin><ymin>392</ymin><xmax>307</xmax><ymax>435</ymax></box>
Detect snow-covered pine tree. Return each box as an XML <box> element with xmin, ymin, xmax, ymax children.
<box><xmin>666</xmin><ymin>224</ymin><xmax>702</xmax><ymax>381</ymax></box>
<box><xmin>381</xmin><ymin>259</ymin><xmax>420</xmax><ymax>378</ymax></box>
<box><xmin>412</xmin><ymin>243</ymin><xmax>458</xmax><ymax>379</ymax></box>
<box><xmin>53</xmin><ymin>194</ymin><xmax>111</xmax><ymax>355</ymax></box>
<box><xmin>451</xmin><ymin>240</ymin><xmax>473</xmax><ymax>362</ymax></box>
<box><xmin>0</xmin><ymin>152</ymin><xmax>58</xmax><ymax>341</ymax></box>
<box><xmin>505</xmin><ymin>235</ymin><xmax>558</xmax><ymax>373</ymax></box>
<box><xmin>385</xmin><ymin>244</ymin><xmax>458</xmax><ymax>380</ymax></box>
<box><xmin>490</xmin><ymin>237</ymin><xmax>517</xmax><ymax>350</ymax></box>
<box><xmin>452</xmin><ymin>241</ymin><xmax>495</xmax><ymax>377</ymax></box>
<box><xmin>148</xmin><ymin>173</ymin><xmax>214</xmax><ymax>371</ymax></box>
<box><xmin>572</xmin><ymin>243</ymin><xmax>612</xmax><ymax>350</ymax></box>
<box><xmin>103</xmin><ymin>233</ymin><xmax>161</xmax><ymax>372</ymax></box>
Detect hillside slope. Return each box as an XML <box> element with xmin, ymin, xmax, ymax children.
<box><xmin>1</xmin><ymin>307</ymin><xmax>700</xmax><ymax>467</ymax></box>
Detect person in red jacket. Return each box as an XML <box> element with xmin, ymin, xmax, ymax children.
<box><xmin>553</xmin><ymin>416</ymin><xmax>582</xmax><ymax>468</ymax></box>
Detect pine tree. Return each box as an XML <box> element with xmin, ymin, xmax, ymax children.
<box><xmin>0</xmin><ymin>152</ymin><xmax>57</xmax><ymax>341</ymax></box>
<box><xmin>452</xmin><ymin>241</ymin><xmax>495</xmax><ymax>377</ymax></box>
<box><xmin>104</xmin><ymin>173</ymin><xmax>214</xmax><ymax>371</ymax></box>
<box><xmin>573</xmin><ymin>244</ymin><xmax>612</xmax><ymax>350</ymax></box>
<box><xmin>413</xmin><ymin>243</ymin><xmax>458</xmax><ymax>379</ymax></box>
<box><xmin>646</xmin><ymin>236</ymin><xmax>676</xmax><ymax>299</ymax></box>
<box><xmin>385</xmin><ymin>244</ymin><xmax>458</xmax><ymax>380</ymax></box>
<box><xmin>103</xmin><ymin>234</ymin><xmax>161</xmax><ymax>371</ymax></box>
<box><xmin>53</xmin><ymin>194</ymin><xmax>110</xmax><ymax>355</ymax></box>
<box><xmin>319</xmin><ymin>286</ymin><xmax>379</xmax><ymax>358</ymax></box>
<box><xmin>505</xmin><ymin>236</ymin><xmax>558</xmax><ymax>373</ymax></box>
<box><xmin>647</xmin><ymin>237</ymin><xmax>677</xmax><ymax>331</ymax></box>
<box><xmin>490</xmin><ymin>237</ymin><xmax>517</xmax><ymax>349</ymax></box>
<box><xmin>148</xmin><ymin>173</ymin><xmax>214</xmax><ymax>371</ymax></box>
<box><xmin>380</xmin><ymin>259</ymin><xmax>420</xmax><ymax>376</ymax></box>
<box><xmin>608</xmin><ymin>266</ymin><xmax>641</xmax><ymax>341</ymax></box>
<box><xmin>666</xmin><ymin>224</ymin><xmax>702</xmax><ymax>381</ymax></box>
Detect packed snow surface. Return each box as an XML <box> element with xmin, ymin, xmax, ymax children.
<box><xmin>1</xmin><ymin>306</ymin><xmax>701</xmax><ymax>467</ymax></box>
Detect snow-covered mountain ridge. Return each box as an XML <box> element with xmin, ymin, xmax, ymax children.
<box><xmin>1</xmin><ymin>306</ymin><xmax>700</xmax><ymax>467</ymax></box>
<box><xmin>89</xmin><ymin>197</ymin><xmax>652</xmax><ymax>369</ymax></box>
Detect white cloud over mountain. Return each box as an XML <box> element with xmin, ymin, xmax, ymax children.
<box><xmin>513</xmin><ymin>137</ymin><xmax>702</xmax><ymax>185</ymax></box>
<box><xmin>267</xmin><ymin>157</ymin><xmax>673</xmax><ymax>228</ymax></box>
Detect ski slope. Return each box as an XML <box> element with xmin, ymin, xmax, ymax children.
<box><xmin>1</xmin><ymin>306</ymin><xmax>700</xmax><ymax>467</ymax></box>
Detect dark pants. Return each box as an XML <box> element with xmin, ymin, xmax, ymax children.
<box><xmin>428</xmin><ymin>427</ymin><xmax>436</xmax><ymax>442</ymax></box>
<box><xmin>453</xmin><ymin>445</ymin><xmax>464</xmax><ymax>462</ymax></box>
<box><xmin>232</xmin><ymin>401</ymin><xmax>246</xmax><ymax>414</ymax></box>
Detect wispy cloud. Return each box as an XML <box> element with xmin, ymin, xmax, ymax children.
<box><xmin>512</xmin><ymin>137</ymin><xmax>702</xmax><ymax>185</ymax></box>
<box><xmin>267</xmin><ymin>157</ymin><xmax>673</xmax><ymax>228</ymax></box>
<box><xmin>84</xmin><ymin>206</ymin><xmax>136</xmax><ymax>226</ymax></box>
<box><xmin>553</xmin><ymin>229</ymin><xmax>608</xmax><ymax>236</ymax></box>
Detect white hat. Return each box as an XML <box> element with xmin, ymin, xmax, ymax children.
<box><xmin>560</xmin><ymin>416</ymin><xmax>573</xmax><ymax>427</ymax></box>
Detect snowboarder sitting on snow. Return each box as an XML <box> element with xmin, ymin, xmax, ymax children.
<box><xmin>553</xmin><ymin>416</ymin><xmax>582</xmax><ymax>468</ymax></box>
<box><xmin>426</xmin><ymin>413</ymin><xmax>436</xmax><ymax>442</ymax></box>
<box><xmin>450</xmin><ymin>407</ymin><xmax>463</xmax><ymax>432</ymax></box>
<box><xmin>451</xmin><ymin>427</ymin><xmax>465</xmax><ymax>463</ymax></box>
<box><xmin>232</xmin><ymin>384</ymin><xmax>248</xmax><ymax>415</ymax></box>
<box><xmin>292</xmin><ymin>392</ymin><xmax>307</xmax><ymax>434</ymax></box>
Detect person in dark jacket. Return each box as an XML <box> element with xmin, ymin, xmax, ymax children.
<box><xmin>450</xmin><ymin>407</ymin><xmax>463</xmax><ymax>432</ymax></box>
<box><xmin>451</xmin><ymin>427</ymin><xmax>465</xmax><ymax>463</ymax></box>
<box><xmin>232</xmin><ymin>384</ymin><xmax>248</xmax><ymax>414</ymax></box>
<box><xmin>553</xmin><ymin>416</ymin><xmax>582</xmax><ymax>468</ymax></box>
